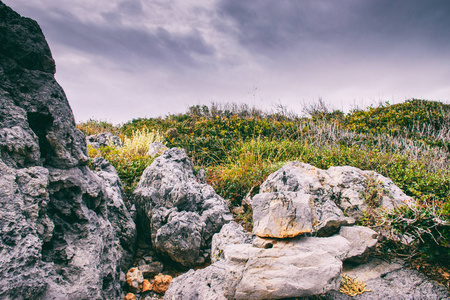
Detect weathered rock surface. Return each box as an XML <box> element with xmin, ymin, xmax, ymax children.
<box><xmin>211</xmin><ymin>221</ymin><xmax>253</xmax><ymax>263</ymax></box>
<box><xmin>133</xmin><ymin>148</ymin><xmax>232</xmax><ymax>267</ymax></box>
<box><xmin>91</xmin><ymin>157</ymin><xmax>136</xmax><ymax>270</ymax></box>
<box><xmin>0</xmin><ymin>2</ymin><xmax>135</xmax><ymax>299</ymax></box>
<box><xmin>339</xmin><ymin>226</ymin><xmax>378</xmax><ymax>263</ymax></box>
<box><xmin>255</xmin><ymin>162</ymin><xmax>412</xmax><ymax>237</ymax></box>
<box><xmin>224</xmin><ymin>243</ymin><xmax>342</xmax><ymax>299</ymax></box>
<box><xmin>147</xmin><ymin>142</ymin><xmax>167</xmax><ymax>157</ymax></box>
<box><xmin>164</xmin><ymin>261</ymin><xmax>228</xmax><ymax>300</ymax></box>
<box><xmin>252</xmin><ymin>191</ymin><xmax>315</xmax><ymax>238</ymax></box>
<box><xmin>87</xmin><ymin>132</ymin><xmax>122</xmax><ymax>149</ymax></box>
<box><xmin>345</xmin><ymin>258</ymin><xmax>450</xmax><ymax>300</ymax></box>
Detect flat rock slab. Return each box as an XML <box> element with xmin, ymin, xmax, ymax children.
<box><xmin>224</xmin><ymin>243</ymin><xmax>342</xmax><ymax>299</ymax></box>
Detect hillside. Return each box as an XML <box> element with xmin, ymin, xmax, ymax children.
<box><xmin>78</xmin><ymin>99</ymin><xmax>450</xmax><ymax>289</ymax></box>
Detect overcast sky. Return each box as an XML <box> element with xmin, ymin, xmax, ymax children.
<box><xmin>4</xmin><ymin>0</ymin><xmax>450</xmax><ymax>124</ymax></box>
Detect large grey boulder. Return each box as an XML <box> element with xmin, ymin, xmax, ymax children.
<box><xmin>133</xmin><ymin>148</ymin><xmax>232</xmax><ymax>267</ymax></box>
<box><xmin>0</xmin><ymin>3</ymin><xmax>134</xmax><ymax>299</ymax></box>
<box><xmin>255</xmin><ymin>162</ymin><xmax>412</xmax><ymax>237</ymax></box>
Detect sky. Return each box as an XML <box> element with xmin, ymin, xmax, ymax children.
<box><xmin>3</xmin><ymin>0</ymin><xmax>450</xmax><ymax>124</ymax></box>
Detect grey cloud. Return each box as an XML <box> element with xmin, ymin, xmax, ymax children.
<box><xmin>19</xmin><ymin>5</ymin><xmax>216</xmax><ymax>71</ymax></box>
<box><xmin>216</xmin><ymin>0</ymin><xmax>450</xmax><ymax>57</ymax></box>
<box><xmin>118</xmin><ymin>0</ymin><xmax>144</xmax><ymax>16</ymax></box>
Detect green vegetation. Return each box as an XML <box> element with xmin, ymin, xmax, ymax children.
<box><xmin>78</xmin><ymin>99</ymin><xmax>450</xmax><ymax>283</ymax></box>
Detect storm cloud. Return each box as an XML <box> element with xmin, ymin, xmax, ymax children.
<box><xmin>3</xmin><ymin>0</ymin><xmax>450</xmax><ymax>123</ymax></box>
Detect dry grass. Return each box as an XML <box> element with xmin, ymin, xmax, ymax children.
<box><xmin>122</xmin><ymin>128</ymin><xmax>165</xmax><ymax>156</ymax></box>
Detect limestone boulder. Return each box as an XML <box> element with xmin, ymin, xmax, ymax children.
<box><xmin>133</xmin><ymin>148</ymin><xmax>232</xmax><ymax>267</ymax></box>
<box><xmin>254</xmin><ymin>161</ymin><xmax>412</xmax><ymax>237</ymax></box>
<box><xmin>223</xmin><ymin>243</ymin><xmax>342</xmax><ymax>299</ymax></box>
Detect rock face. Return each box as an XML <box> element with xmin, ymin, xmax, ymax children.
<box><xmin>90</xmin><ymin>157</ymin><xmax>136</xmax><ymax>270</ymax></box>
<box><xmin>0</xmin><ymin>3</ymin><xmax>135</xmax><ymax>299</ymax></box>
<box><xmin>133</xmin><ymin>148</ymin><xmax>232</xmax><ymax>267</ymax></box>
<box><xmin>254</xmin><ymin>162</ymin><xmax>412</xmax><ymax>237</ymax></box>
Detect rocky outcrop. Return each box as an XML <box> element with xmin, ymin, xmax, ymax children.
<box><xmin>87</xmin><ymin>132</ymin><xmax>122</xmax><ymax>149</ymax></box>
<box><xmin>166</xmin><ymin>227</ymin><xmax>378</xmax><ymax>299</ymax></box>
<box><xmin>0</xmin><ymin>2</ymin><xmax>135</xmax><ymax>299</ymax></box>
<box><xmin>133</xmin><ymin>148</ymin><xmax>232</xmax><ymax>267</ymax></box>
<box><xmin>254</xmin><ymin>162</ymin><xmax>412</xmax><ymax>237</ymax></box>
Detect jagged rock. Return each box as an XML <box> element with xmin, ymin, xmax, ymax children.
<box><xmin>0</xmin><ymin>3</ymin><xmax>133</xmax><ymax>299</ymax></box>
<box><xmin>256</xmin><ymin>162</ymin><xmax>412</xmax><ymax>237</ymax></box>
<box><xmin>152</xmin><ymin>274</ymin><xmax>172</xmax><ymax>294</ymax></box>
<box><xmin>87</xmin><ymin>132</ymin><xmax>122</xmax><ymax>149</ymax></box>
<box><xmin>164</xmin><ymin>261</ymin><xmax>228</xmax><ymax>300</ymax></box>
<box><xmin>252</xmin><ymin>191</ymin><xmax>315</xmax><ymax>238</ymax></box>
<box><xmin>126</xmin><ymin>267</ymin><xmax>144</xmax><ymax>293</ymax></box>
<box><xmin>147</xmin><ymin>142</ymin><xmax>167</xmax><ymax>157</ymax></box>
<box><xmin>133</xmin><ymin>148</ymin><xmax>232</xmax><ymax>267</ymax></box>
<box><xmin>211</xmin><ymin>221</ymin><xmax>253</xmax><ymax>263</ymax></box>
<box><xmin>91</xmin><ymin>157</ymin><xmax>136</xmax><ymax>270</ymax></box>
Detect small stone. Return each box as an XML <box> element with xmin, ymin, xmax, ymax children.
<box><xmin>126</xmin><ymin>268</ymin><xmax>144</xmax><ymax>293</ymax></box>
<box><xmin>142</xmin><ymin>279</ymin><xmax>152</xmax><ymax>292</ymax></box>
<box><xmin>153</xmin><ymin>274</ymin><xmax>173</xmax><ymax>294</ymax></box>
<box><xmin>124</xmin><ymin>293</ymin><xmax>136</xmax><ymax>300</ymax></box>
<box><xmin>138</xmin><ymin>259</ymin><xmax>146</xmax><ymax>266</ymax></box>
<box><xmin>139</xmin><ymin>262</ymin><xmax>163</xmax><ymax>278</ymax></box>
